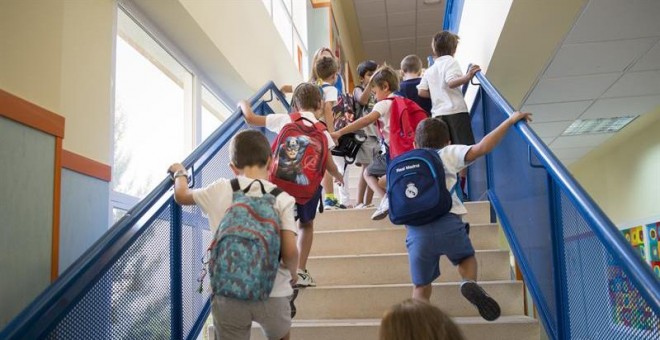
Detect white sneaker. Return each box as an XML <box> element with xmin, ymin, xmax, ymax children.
<box><xmin>371</xmin><ymin>196</ymin><xmax>389</xmax><ymax>220</ymax></box>
<box><xmin>295</xmin><ymin>269</ymin><xmax>316</xmax><ymax>288</ymax></box>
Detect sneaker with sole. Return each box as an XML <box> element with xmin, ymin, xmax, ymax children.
<box><xmin>323</xmin><ymin>197</ymin><xmax>346</xmax><ymax>210</ymax></box>
<box><xmin>371</xmin><ymin>196</ymin><xmax>389</xmax><ymax>220</ymax></box>
<box><xmin>460</xmin><ymin>281</ymin><xmax>501</xmax><ymax>321</ymax></box>
<box><xmin>289</xmin><ymin>288</ymin><xmax>299</xmax><ymax>318</ymax></box>
<box><xmin>295</xmin><ymin>269</ymin><xmax>316</xmax><ymax>288</ymax></box>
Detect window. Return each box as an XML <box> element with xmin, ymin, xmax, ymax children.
<box><xmin>113</xmin><ymin>10</ymin><xmax>192</xmax><ymax>201</ymax></box>
<box><xmin>111</xmin><ymin>9</ymin><xmax>232</xmax><ymax>226</ymax></box>
<box><xmin>262</xmin><ymin>0</ymin><xmax>309</xmax><ymax>77</ymax></box>
<box><xmin>201</xmin><ymin>86</ymin><xmax>232</xmax><ymax>142</ymax></box>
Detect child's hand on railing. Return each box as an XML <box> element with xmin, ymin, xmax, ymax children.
<box><xmin>510</xmin><ymin>111</ymin><xmax>533</xmax><ymax>124</ymax></box>
<box><xmin>467</xmin><ymin>64</ymin><xmax>481</xmax><ymax>78</ymax></box>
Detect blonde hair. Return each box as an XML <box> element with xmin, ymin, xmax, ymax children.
<box><xmin>379</xmin><ymin>299</ymin><xmax>465</xmax><ymax>340</ymax></box>
<box><xmin>371</xmin><ymin>64</ymin><xmax>400</xmax><ymax>93</ymax></box>
<box><xmin>310</xmin><ymin>47</ymin><xmax>335</xmax><ymax>83</ymax></box>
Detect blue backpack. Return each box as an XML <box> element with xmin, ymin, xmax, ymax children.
<box><xmin>207</xmin><ymin>179</ymin><xmax>282</xmax><ymax>301</ymax></box>
<box><xmin>387</xmin><ymin>148</ymin><xmax>453</xmax><ymax>226</ymax></box>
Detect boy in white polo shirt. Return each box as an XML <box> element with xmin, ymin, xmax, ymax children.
<box><xmin>418</xmin><ymin>30</ymin><xmax>481</xmax><ymax>194</ymax></box>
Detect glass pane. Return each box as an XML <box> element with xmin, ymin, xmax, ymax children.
<box><xmin>112</xmin><ymin>208</ymin><xmax>127</xmax><ymax>224</ymax></box>
<box><xmin>272</xmin><ymin>0</ymin><xmax>293</xmax><ymax>56</ymax></box>
<box><xmin>200</xmin><ymin>86</ymin><xmax>232</xmax><ymax>142</ymax></box>
<box><xmin>292</xmin><ymin>0</ymin><xmax>307</xmax><ymax>47</ymax></box>
<box><xmin>113</xmin><ymin>10</ymin><xmax>192</xmax><ymax>199</ymax></box>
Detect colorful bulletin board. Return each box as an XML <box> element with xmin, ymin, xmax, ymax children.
<box><xmin>607</xmin><ymin>221</ymin><xmax>660</xmax><ymax>331</ymax></box>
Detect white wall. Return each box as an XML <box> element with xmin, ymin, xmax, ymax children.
<box><xmin>178</xmin><ymin>0</ymin><xmax>303</xmax><ymax>91</ymax></box>
<box><xmin>454</xmin><ymin>0</ymin><xmax>513</xmax><ymax>106</ymax></box>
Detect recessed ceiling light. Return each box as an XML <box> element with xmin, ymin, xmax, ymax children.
<box><xmin>423</xmin><ymin>0</ymin><xmax>442</xmax><ymax>4</ymax></box>
<box><xmin>561</xmin><ymin>116</ymin><xmax>637</xmax><ymax>136</ymax></box>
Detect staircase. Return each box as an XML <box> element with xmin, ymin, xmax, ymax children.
<box><xmin>250</xmin><ymin>168</ymin><xmax>540</xmax><ymax>340</ymax></box>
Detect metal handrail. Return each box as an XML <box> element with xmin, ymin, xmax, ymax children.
<box><xmin>474</xmin><ymin>71</ymin><xmax>660</xmax><ymax>316</ymax></box>
<box><xmin>0</xmin><ymin>81</ymin><xmax>290</xmax><ymax>339</ymax></box>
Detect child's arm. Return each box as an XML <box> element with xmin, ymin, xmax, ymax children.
<box><xmin>448</xmin><ymin>64</ymin><xmax>481</xmax><ymax>89</ymax></box>
<box><xmin>465</xmin><ymin>111</ymin><xmax>532</xmax><ymax>163</ymax></box>
<box><xmin>325</xmin><ymin>153</ymin><xmax>344</xmax><ymax>185</ymax></box>
<box><xmin>280</xmin><ymin>229</ymin><xmax>299</xmax><ymax>283</ymax></box>
<box><xmin>168</xmin><ymin>163</ymin><xmax>195</xmax><ymax>205</ymax></box>
<box><xmin>239</xmin><ymin>100</ymin><xmax>266</xmax><ymax>127</ymax></box>
<box><xmin>417</xmin><ymin>74</ymin><xmax>431</xmax><ymax>98</ymax></box>
<box><xmin>355</xmin><ymin>83</ymin><xmax>373</xmax><ymax>105</ymax></box>
<box><xmin>418</xmin><ymin>89</ymin><xmax>431</xmax><ymax>98</ymax></box>
<box><xmin>279</xmin><ymin>84</ymin><xmax>293</xmax><ymax>94</ymax></box>
<box><xmin>323</xmin><ymin>101</ymin><xmax>335</xmax><ymax>133</ymax></box>
<box><xmin>330</xmin><ymin>111</ymin><xmax>380</xmax><ymax>140</ymax></box>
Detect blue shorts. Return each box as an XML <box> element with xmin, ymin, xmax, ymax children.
<box><xmin>295</xmin><ymin>186</ymin><xmax>323</xmax><ymax>224</ymax></box>
<box><xmin>405</xmin><ymin>213</ymin><xmax>475</xmax><ymax>286</ymax></box>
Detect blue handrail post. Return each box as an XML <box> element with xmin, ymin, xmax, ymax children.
<box><xmin>548</xmin><ymin>179</ymin><xmax>570</xmax><ymax>339</ymax></box>
<box><xmin>170</xmin><ymin>200</ymin><xmax>183</xmax><ymax>339</ymax></box>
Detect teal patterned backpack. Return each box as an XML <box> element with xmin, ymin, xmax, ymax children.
<box><xmin>207</xmin><ymin>179</ymin><xmax>282</xmax><ymax>301</ymax></box>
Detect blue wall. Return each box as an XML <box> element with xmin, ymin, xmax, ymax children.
<box><xmin>0</xmin><ymin>117</ymin><xmax>54</xmax><ymax>328</ymax></box>
<box><xmin>59</xmin><ymin>169</ymin><xmax>110</xmax><ymax>274</ymax></box>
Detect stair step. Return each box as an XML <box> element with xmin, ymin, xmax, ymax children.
<box><xmin>315</xmin><ymin>201</ymin><xmax>492</xmax><ymax>230</ymax></box>
<box><xmin>251</xmin><ymin>316</ymin><xmax>539</xmax><ymax>340</ymax></box>
<box><xmin>292</xmin><ymin>281</ymin><xmax>523</xmax><ymax>319</ymax></box>
<box><xmin>311</xmin><ymin>224</ymin><xmax>500</xmax><ymax>256</ymax></box>
<box><xmin>307</xmin><ymin>250</ymin><xmax>510</xmax><ymax>285</ymax></box>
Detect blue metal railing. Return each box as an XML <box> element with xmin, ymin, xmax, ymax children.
<box><xmin>467</xmin><ymin>71</ymin><xmax>660</xmax><ymax>339</ymax></box>
<box><xmin>0</xmin><ymin>82</ymin><xmax>290</xmax><ymax>340</ymax></box>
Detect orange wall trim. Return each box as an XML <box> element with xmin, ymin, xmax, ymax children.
<box><xmin>51</xmin><ymin>138</ymin><xmax>62</xmax><ymax>281</ymax></box>
<box><xmin>0</xmin><ymin>89</ymin><xmax>65</xmax><ymax>138</ymax></box>
<box><xmin>62</xmin><ymin>150</ymin><xmax>112</xmax><ymax>182</ymax></box>
<box><xmin>310</xmin><ymin>0</ymin><xmax>331</xmax><ymax>8</ymax></box>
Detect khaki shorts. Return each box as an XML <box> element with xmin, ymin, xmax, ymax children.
<box><xmin>212</xmin><ymin>295</ymin><xmax>291</xmax><ymax>340</ymax></box>
<box><xmin>356</xmin><ymin>136</ymin><xmax>379</xmax><ymax>166</ymax></box>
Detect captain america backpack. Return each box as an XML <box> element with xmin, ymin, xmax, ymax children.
<box><xmin>269</xmin><ymin>112</ymin><xmax>328</xmax><ymax>205</ymax></box>
<box><xmin>387</xmin><ymin>148</ymin><xmax>454</xmax><ymax>226</ymax></box>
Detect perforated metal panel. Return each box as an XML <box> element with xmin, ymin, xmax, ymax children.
<box><xmin>38</xmin><ymin>120</ymin><xmax>264</xmax><ymax>339</ymax></box>
<box><xmin>473</xmin><ymin>85</ymin><xmax>660</xmax><ymax>339</ymax></box>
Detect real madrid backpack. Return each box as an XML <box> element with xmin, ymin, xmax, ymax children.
<box><xmin>386</xmin><ymin>148</ymin><xmax>454</xmax><ymax>226</ymax></box>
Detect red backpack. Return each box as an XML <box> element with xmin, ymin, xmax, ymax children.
<box><xmin>269</xmin><ymin>112</ymin><xmax>328</xmax><ymax>205</ymax></box>
<box><xmin>383</xmin><ymin>97</ymin><xmax>429</xmax><ymax>158</ymax></box>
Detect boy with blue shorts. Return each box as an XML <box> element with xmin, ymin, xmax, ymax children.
<box><xmin>408</xmin><ymin>112</ymin><xmax>531</xmax><ymax>321</ymax></box>
<box><xmin>241</xmin><ymin>83</ymin><xmax>344</xmax><ymax>288</ymax></box>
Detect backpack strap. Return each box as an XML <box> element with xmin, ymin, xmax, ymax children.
<box><xmin>290</xmin><ymin>112</ymin><xmax>327</xmax><ymax>132</ymax></box>
<box><xmin>230</xmin><ymin>178</ymin><xmax>241</xmax><ymax>192</ymax></box>
<box><xmin>270</xmin><ymin>187</ymin><xmax>283</xmax><ymax>197</ymax></box>
<box><xmin>290</xmin><ymin>112</ymin><xmax>302</xmax><ymax>122</ymax></box>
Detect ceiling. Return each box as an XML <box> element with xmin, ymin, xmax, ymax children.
<box><xmin>521</xmin><ymin>0</ymin><xmax>660</xmax><ymax>165</ymax></box>
<box><xmin>352</xmin><ymin>0</ymin><xmax>445</xmax><ymax>67</ymax></box>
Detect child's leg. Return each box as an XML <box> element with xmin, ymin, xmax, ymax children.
<box><xmin>412</xmin><ymin>284</ymin><xmax>433</xmax><ymax>302</ymax></box>
<box><xmin>337</xmin><ymin>160</ymin><xmax>351</xmax><ymax>207</ymax></box>
<box><xmin>322</xmin><ymin>171</ymin><xmax>343</xmax><ymax>209</ymax></box>
<box><xmin>297</xmin><ymin>220</ymin><xmax>314</xmax><ymax>270</ymax></box>
<box><xmin>364</xmin><ymin>171</ymin><xmax>386</xmax><ymax>197</ymax></box>
<box><xmin>365</xmin><ymin>186</ymin><xmax>374</xmax><ymax>205</ymax></box>
<box><xmin>356</xmin><ymin>166</ymin><xmax>367</xmax><ymax>206</ymax></box>
<box><xmin>457</xmin><ymin>255</ymin><xmax>478</xmax><ymax>282</ymax></box>
<box><xmin>212</xmin><ymin>296</ymin><xmax>252</xmax><ymax>340</ymax></box>
<box><xmin>252</xmin><ymin>296</ymin><xmax>292</xmax><ymax>340</ymax></box>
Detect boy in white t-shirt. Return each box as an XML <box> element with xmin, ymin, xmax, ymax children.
<box><xmin>417</xmin><ymin>31</ymin><xmax>481</xmax><ymax>194</ymax></box>
<box><xmin>169</xmin><ymin>130</ymin><xmax>298</xmax><ymax>340</ymax></box>
<box><xmin>407</xmin><ymin>112</ymin><xmax>531</xmax><ymax>321</ymax></box>
<box><xmin>316</xmin><ymin>56</ymin><xmax>352</xmax><ymax>210</ymax></box>
<box><xmin>331</xmin><ymin>65</ymin><xmax>401</xmax><ymax>220</ymax></box>
<box><xmin>241</xmin><ymin>82</ymin><xmax>344</xmax><ymax>288</ymax></box>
